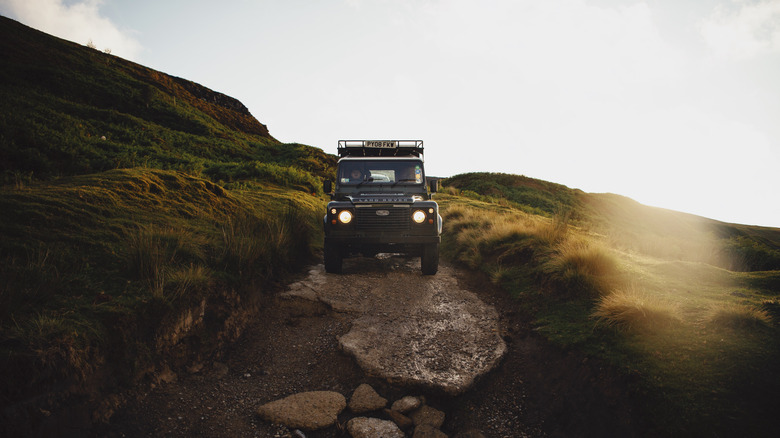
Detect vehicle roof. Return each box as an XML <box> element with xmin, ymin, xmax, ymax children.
<box><xmin>337</xmin><ymin>156</ymin><xmax>424</xmax><ymax>162</ymax></box>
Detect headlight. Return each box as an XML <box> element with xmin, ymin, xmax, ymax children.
<box><xmin>338</xmin><ymin>210</ymin><xmax>353</xmax><ymax>224</ymax></box>
<box><xmin>412</xmin><ymin>210</ymin><xmax>426</xmax><ymax>224</ymax></box>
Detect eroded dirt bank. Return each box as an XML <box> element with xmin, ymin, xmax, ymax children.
<box><xmin>98</xmin><ymin>256</ymin><xmax>641</xmax><ymax>437</ymax></box>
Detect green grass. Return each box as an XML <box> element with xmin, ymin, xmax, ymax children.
<box><xmin>0</xmin><ymin>169</ymin><xmax>325</xmax><ymax>401</ymax></box>
<box><xmin>0</xmin><ymin>19</ymin><xmax>339</xmax><ymax>430</ymax></box>
<box><xmin>436</xmin><ymin>185</ymin><xmax>780</xmax><ymax>437</ymax></box>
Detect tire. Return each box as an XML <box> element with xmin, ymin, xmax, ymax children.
<box><xmin>324</xmin><ymin>241</ymin><xmax>342</xmax><ymax>274</ymax></box>
<box><xmin>421</xmin><ymin>243</ymin><xmax>439</xmax><ymax>275</ymax></box>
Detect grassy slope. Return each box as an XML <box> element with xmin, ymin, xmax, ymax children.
<box><xmin>0</xmin><ymin>16</ymin><xmax>334</xmax><ymax>432</ymax></box>
<box><xmin>441</xmin><ymin>174</ymin><xmax>780</xmax><ymax>436</ymax></box>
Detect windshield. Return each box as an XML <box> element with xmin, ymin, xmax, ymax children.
<box><xmin>338</xmin><ymin>160</ymin><xmax>424</xmax><ymax>185</ymax></box>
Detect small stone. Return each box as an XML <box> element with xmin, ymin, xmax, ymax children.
<box><xmin>347</xmin><ymin>417</ymin><xmax>405</xmax><ymax>438</ymax></box>
<box><xmin>410</xmin><ymin>405</ymin><xmax>445</xmax><ymax>429</ymax></box>
<box><xmin>413</xmin><ymin>424</ymin><xmax>449</xmax><ymax>438</ymax></box>
<box><xmin>349</xmin><ymin>383</ymin><xmax>388</xmax><ymax>413</ymax></box>
<box><xmin>384</xmin><ymin>408</ymin><xmax>413</xmax><ymax>430</ymax></box>
<box><xmin>391</xmin><ymin>395</ymin><xmax>423</xmax><ymax>413</ymax></box>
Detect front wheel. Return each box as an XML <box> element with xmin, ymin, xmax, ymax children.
<box><xmin>421</xmin><ymin>243</ymin><xmax>439</xmax><ymax>275</ymax></box>
<box><xmin>324</xmin><ymin>241</ymin><xmax>342</xmax><ymax>274</ymax></box>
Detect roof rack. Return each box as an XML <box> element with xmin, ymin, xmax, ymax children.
<box><xmin>338</xmin><ymin>140</ymin><xmax>424</xmax><ymax>158</ymax></box>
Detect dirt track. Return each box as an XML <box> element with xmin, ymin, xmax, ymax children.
<box><xmin>99</xmin><ymin>255</ymin><xmax>640</xmax><ymax>437</ymax></box>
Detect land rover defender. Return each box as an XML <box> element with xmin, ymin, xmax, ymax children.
<box><xmin>323</xmin><ymin>140</ymin><xmax>442</xmax><ymax>275</ymax></box>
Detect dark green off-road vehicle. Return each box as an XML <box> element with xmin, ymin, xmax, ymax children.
<box><xmin>323</xmin><ymin>140</ymin><xmax>442</xmax><ymax>275</ymax></box>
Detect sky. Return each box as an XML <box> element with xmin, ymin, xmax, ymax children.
<box><xmin>1</xmin><ymin>0</ymin><xmax>779</xmax><ymax>227</ymax></box>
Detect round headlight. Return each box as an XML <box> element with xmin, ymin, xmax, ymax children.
<box><xmin>412</xmin><ymin>210</ymin><xmax>426</xmax><ymax>224</ymax></box>
<box><xmin>338</xmin><ymin>210</ymin><xmax>353</xmax><ymax>224</ymax></box>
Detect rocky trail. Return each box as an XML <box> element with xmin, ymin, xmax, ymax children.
<box><xmin>98</xmin><ymin>255</ymin><xmax>640</xmax><ymax>437</ymax></box>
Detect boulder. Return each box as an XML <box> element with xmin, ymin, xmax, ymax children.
<box><xmin>255</xmin><ymin>391</ymin><xmax>345</xmax><ymax>430</ymax></box>
<box><xmin>384</xmin><ymin>408</ymin><xmax>414</xmax><ymax>430</ymax></box>
<box><xmin>411</xmin><ymin>405</ymin><xmax>445</xmax><ymax>429</ymax></box>
<box><xmin>391</xmin><ymin>395</ymin><xmax>423</xmax><ymax>413</ymax></box>
<box><xmin>349</xmin><ymin>383</ymin><xmax>388</xmax><ymax>413</ymax></box>
<box><xmin>347</xmin><ymin>417</ymin><xmax>405</xmax><ymax>438</ymax></box>
<box><xmin>336</xmin><ymin>265</ymin><xmax>506</xmax><ymax>396</ymax></box>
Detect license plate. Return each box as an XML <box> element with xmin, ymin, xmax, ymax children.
<box><xmin>365</xmin><ymin>141</ymin><xmax>397</xmax><ymax>149</ymax></box>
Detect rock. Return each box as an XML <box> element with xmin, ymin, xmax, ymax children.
<box><xmin>410</xmin><ymin>405</ymin><xmax>445</xmax><ymax>429</ymax></box>
<box><xmin>384</xmin><ymin>408</ymin><xmax>414</xmax><ymax>430</ymax></box>
<box><xmin>391</xmin><ymin>395</ymin><xmax>423</xmax><ymax>413</ymax></box>
<box><xmin>414</xmin><ymin>424</ymin><xmax>449</xmax><ymax>438</ymax></box>
<box><xmin>337</xmin><ymin>266</ymin><xmax>506</xmax><ymax>396</ymax></box>
<box><xmin>255</xmin><ymin>391</ymin><xmax>346</xmax><ymax>431</ymax></box>
<box><xmin>349</xmin><ymin>384</ymin><xmax>388</xmax><ymax>413</ymax></box>
<box><xmin>347</xmin><ymin>417</ymin><xmax>405</xmax><ymax>438</ymax></box>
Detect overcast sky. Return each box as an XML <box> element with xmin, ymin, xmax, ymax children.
<box><xmin>2</xmin><ymin>0</ymin><xmax>779</xmax><ymax>227</ymax></box>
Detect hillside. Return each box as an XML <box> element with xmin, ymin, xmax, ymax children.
<box><xmin>0</xmin><ymin>16</ymin><xmax>336</xmax><ymax>187</ymax></box>
<box><xmin>0</xmin><ymin>16</ymin><xmax>334</xmax><ymax>435</ymax></box>
<box><xmin>440</xmin><ymin>173</ymin><xmax>780</xmax><ymax>435</ymax></box>
<box><xmin>444</xmin><ymin>172</ymin><xmax>780</xmax><ymax>272</ymax></box>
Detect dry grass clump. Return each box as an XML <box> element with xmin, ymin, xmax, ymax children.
<box><xmin>127</xmin><ymin>226</ymin><xmax>207</xmax><ymax>282</ymax></box>
<box><xmin>165</xmin><ymin>264</ymin><xmax>213</xmax><ymax>301</ymax></box>
<box><xmin>592</xmin><ymin>286</ymin><xmax>681</xmax><ymax>331</ymax></box>
<box><xmin>442</xmin><ymin>204</ymin><xmax>619</xmax><ymax>298</ymax></box>
<box><xmin>544</xmin><ymin>238</ymin><xmax>619</xmax><ymax>298</ymax></box>
<box><xmin>703</xmin><ymin>302</ymin><xmax>773</xmax><ymax>330</ymax></box>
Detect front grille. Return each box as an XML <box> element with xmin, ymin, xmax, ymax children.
<box><xmin>356</xmin><ymin>207</ymin><xmax>410</xmax><ymax>231</ymax></box>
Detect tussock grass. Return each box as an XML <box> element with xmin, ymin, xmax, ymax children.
<box><xmin>543</xmin><ymin>238</ymin><xmax>619</xmax><ymax>298</ymax></box>
<box><xmin>441</xmin><ymin>201</ymin><xmax>617</xmax><ymax>298</ymax></box>
<box><xmin>704</xmin><ymin>302</ymin><xmax>773</xmax><ymax>330</ymax></box>
<box><xmin>592</xmin><ymin>286</ymin><xmax>681</xmax><ymax>331</ymax></box>
<box><xmin>165</xmin><ymin>265</ymin><xmax>213</xmax><ymax>302</ymax></box>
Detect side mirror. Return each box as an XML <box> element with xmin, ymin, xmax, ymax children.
<box><xmin>428</xmin><ymin>179</ymin><xmax>438</xmax><ymax>193</ymax></box>
<box><xmin>323</xmin><ymin>180</ymin><xmax>332</xmax><ymax>194</ymax></box>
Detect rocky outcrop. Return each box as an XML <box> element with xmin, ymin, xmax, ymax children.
<box><xmin>283</xmin><ymin>262</ymin><xmax>507</xmax><ymax>396</ymax></box>
<box><xmin>256</xmin><ymin>384</ymin><xmax>460</xmax><ymax>437</ymax></box>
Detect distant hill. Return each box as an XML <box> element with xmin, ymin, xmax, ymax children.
<box><xmin>443</xmin><ymin>172</ymin><xmax>780</xmax><ymax>271</ymax></box>
<box><xmin>0</xmin><ymin>15</ymin><xmax>335</xmax><ymax>188</ymax></box>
